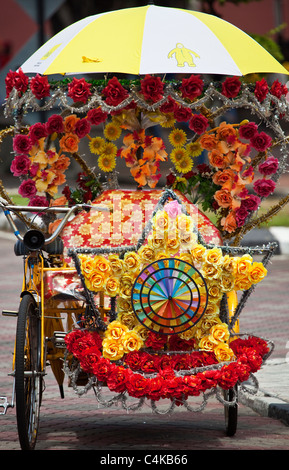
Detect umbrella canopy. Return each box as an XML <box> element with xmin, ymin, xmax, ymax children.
<box><xmin>20</xmin><ymin>4</ymin><xmax>288</xmax><ymax>77</ymax></box>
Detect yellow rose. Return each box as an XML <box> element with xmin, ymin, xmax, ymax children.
<box><xmin>179</xmin><ymin>328</ymin><xmax>196</xmax><ymax>341</ymax></box>
<box><xmin>104</xmin><ymin>276</ymin><xmax>120</xmax><ymax>296</ymax></box>
<box><xmin>133</xmin><ymin>324</ymin><xmax>150</xmax><ymax>342</ymax></box>
<box><xmin>122</xmin><ymin>330</ymin><xmax>143</xmax><ymax>354</ymax></box>
<box><xmin>138</xmin><ymin>245</ymin><xmax>156</xmax><ymax>264</ymax></box>
<box><xmin>153</xmin><ymin>210</ymin><xmax>169</xmax><ymax>232</ymax></box>
<box><xmin>123</xmin><ymin>252</ymin><xmax>141</xmax><ymax>273</ymax></box>
<box><xmin>105</xmin><ymin>320</ymin><xmax>128</xmax><ymax>340</ymax></box>
<box><xmin>201</xmin><ymin>262</ymin><xmax>222</xmax><ymax>280</ymax></box>
<box><xmin>204</xmin><ymin>302</ymin><xmax>219</xmax><ymax>318</ymax></box>
<box><xmin>176</xmin><ymin>213</ymin><xmax>194</xmax><ymax>233</ymax></box>
<box><xmin>191</xmin><ymin>244</ymin><xmax>206</xmax><ymax>264</ymax></box>
<box><xmin>88</xmin><ymin>271</ymin><xmax>106</xmax><ymax>291</ymax></box>
<box><xmin>220</xmin><ymin>274</ymin><xmax>235</xmax><ymax>292</ymax></box>
<box><xmin>102</xmin><ymin>338</ymin><xmax>124</xmax><ymax>361</ymax></box>
<box><xmin>209</xmin><ymin>323</ymin><xmax>230</xmax><ymax>344</ymax></box>
<box><xmin>178</xmin><ymin>252</ymin><xmax>193</xmax><ymax>264</ymax></box>
<box><xmin>199</xmin><ymin>336</ymin><xmax>216</xmax><ymax>351</ymax></box>
<box><xmin>222</xmin><ymin>254</ymin><xmax>237</xmax><ymax>275</ymax></box>
<box><xmin>235</xmin><ymin>254</ymin><xmax>253</xmax><ymax>275</ymax></box>
<box><xmin>179</xmin><ymin>231</ymin><xmax>198</xmax><ymax>249</ymax></box>
<box><xmin>214</xmin><ymin>343</ymin><xmax>235</xmax><ymax>362</ymax></box>
<box><xmin>117</xmin><ymin>297</ymin><xmax>132</xmax><ymax>312</ymax></box>
<box><xmin>198</xmin><ymin>316</ymin><xmax>222</xmax><ymax>336</ymax></box>
<box><xmin>94</xmin><ymin>256</ymin><xmax>111</xmax><ymax>278</ymax></box>
<box><xmin>148</xmin><ymin>231</ymin><xmax>166</xmax><ymax>252</ymax></box>
<box><xmin>108</xmin><ymin>254</ymin><xmax>124</xmax><ymax>277</ymax></box>
<box><xmin>204</xmin><ymin>247</ymin><xmax>223</xmax><ymax>266</ymax></box>
<box><xmin>166</xmin><ymin>232</ymin><xmax>180</xmax><ymax>254</ymax></box>
<box><xmin>207</xmin><ymin>281</ymin><xmax>223</xmax><ymax>303</ymax></box>
<box><xmin>119</xmin><ymin>273</ymin><xmax>135</xmax><ymax>299</ymax></box>
<box><xmin>79</xmin><ymin>255</ymin><xmax>94</xmax><ymax>277</ymax></box>
<box><xmin>248</xmin><ymin>262</ymin><xmax>267</xmax><ymax>284</ymax></box>
<box><xmin>117</xmin><ymin>311</ymin><xmax>137</xmax><ymax>329</ymax></box>
<box><xmin>234</xmin><ymin>274</ymin><xmax>252</xmax><ymax>291</ymax></box>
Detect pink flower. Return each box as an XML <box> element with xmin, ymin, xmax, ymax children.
<box><xmin>241</xmin><ymin>194</ymin><xmax>261</xmax><ymax>211</ymax></box>
<box><xmin>235</xmin><ymin>206</ymin><xmax>249</xmax><ymax>227</ymax></box>
<box><xmin>239</xmin><ymin>122</ymin><xmax>258</xmax><ymax>140</ymax></box>
<box><xmin>189</xmin><ymin>114</ymin><xmax>209</xmax><ymax>135</ymax></box>
<box><xmin>164</xmin><ymin>200</ymin><xmax>182</xmax><ymax>219</ymax></box>
<box><xmin>46</xmin><ymin>114</ymin><xmax>64</xmax><ymax>134</ymax></box>
<box><xmin>258</xmin><ymin>156</ymin><xmax>278</xmax><ymax>176</ymax></box>
<box><xmin>30</xmin><ymin>74</ymin><xmax>50</xmax><ymax>99</ymax></box>
<box><xmin>253</xmin><ymin>178</ymin><xmax>276</xmax><ymax>197</ymax></box>
<box><xmin>250</xmin><ymin>132</ymin><xmax>272</xmax><ymax>152</ymax></box>
<box><xmin>10</xmin><ymin>154</ymin><xmax>31</xmax><ymax>177</ymax></box>
<box><xmin>13</xmin><ymin>134</ymin><xmax>32</xmax><ymax>154</ymax></box>
<box><xmin>74</xmin><ymin>118</ymin><xmax>91</xmax><ymax>139</ymax></box>
<box><xmin>28</xmin><ymin>196</ymin><xmax>49</xmax><ymax>207</ymax></box>
<box><xmin>68</xmin><ymin>77</ymin><xmax>91</xmax><ymax>103</ymax></box>
<box><xmin>18</xmin><ymin>179</ymin><xmax>37</xmax><ymax>198</ymax></box>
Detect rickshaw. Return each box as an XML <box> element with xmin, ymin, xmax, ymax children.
<box><xmin>0</xmin><ymin>5</ymin><xmax>288</xmax><ymax>451</ymax></box>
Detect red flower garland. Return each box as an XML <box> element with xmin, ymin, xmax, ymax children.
<box><xmin>65</xmin><ymin>329</ymin><xmax>270</xmax><ymax>401</ymax></box>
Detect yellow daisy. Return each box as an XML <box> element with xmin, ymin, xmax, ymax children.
<box><xmin>168</xmin><ymin>128</ymin><xmax>187</xmax><ymax>147</ymax></box>
<box><xmin>101</xmin><ymin>141</ymin><xmax>118</xmax><ymax>158</ymax></box>
<box><xmin>89</xmin><ymin>136</ymin><xmax>106</xmax><ymax>155</ymax></box>
<box><xmin>104</xmin><ymin>122</ymin><xmax>122</xmax><ymax>141</ymax></box>
<box><xmin>186</xmin><ymin>141</ymin><xmax>203</xmax><ymax>157</ymax></box>
<box><xmin>170</xmin><ymin>147</ymin><xmax>189</xmax><ymax>165</ymax></box>
<box><xmin>174</xmin><ymin>155</ymin><xmax>194</xmax><ymax>174</ymax></box>
<box><xmin>98</xmin><ymin>154</ymin><xmax>116</xmax><ymax>172</ymax></box>
<box><xmin>160</xmin><ymin>113</ymin><xmax>176</xmax><ymax>128</ymax></box>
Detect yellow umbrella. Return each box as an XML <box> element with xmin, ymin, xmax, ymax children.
<box><xmin>20</xmin><ymin>4</ymin><xmax>288</xmax><ymax>77</ymax></box>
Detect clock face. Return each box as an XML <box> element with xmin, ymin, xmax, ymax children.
<box><xmin>131</xmin><ymin>258</ymin><xmax>208</xmax><ymax>335</ymax></box>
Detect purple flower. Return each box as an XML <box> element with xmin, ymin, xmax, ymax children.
<box><xmin>18</xmin><ymin>179</ymin><xmax>37</xmax><ymax>199</ymax></box>
<box><xmin>10</xmin><ymin>154</ymin><xmax>30</xmax><ymax>177</ymax></box>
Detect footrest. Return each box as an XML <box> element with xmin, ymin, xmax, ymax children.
<box><xmin>0</xmin><ymin>396</ymin><xmax>12</xmax><ymax>415</ymax></box>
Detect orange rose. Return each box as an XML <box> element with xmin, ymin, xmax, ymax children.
<box><xmin>221</xmin><ymin>211</ymin><xmax>237</xmax><ymax>233</ymax></box>
<box><xmin>59</xmin><ymin>133</ymin><xmax>80</xmax><ymax>153</ymax></box>
<box><xmin>64</xmin><ymin>114</ymin><xmax>79</xmax><ymax>133</ymax></box>
<box><xmin>212</xmin><ymin>169</ymin><xmax>235</xmax><ymax>189</ymax></box>
<box><xmin>216</xmin><ymin>122</ymin><xmax>237</xmax><ymax>141</ymax></box>
<box><xmin>199</xmin><ymin>133</ymin><xmax>218</xmax><ymax>151</ymax></box>
<box><xmin>214</xmin><ymin>188</ymin><xmax>233</xmax><ymax>208</ymax></box>
<box><xmin>208</xmin><ymin>149</ymin><xmax>229</xmax><ymax>169</ymax></box>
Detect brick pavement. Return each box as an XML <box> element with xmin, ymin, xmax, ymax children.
<box><xmin>0</xmin><ymin>234</ymin><xmax>288</xmax><ymax>450</ymax></box>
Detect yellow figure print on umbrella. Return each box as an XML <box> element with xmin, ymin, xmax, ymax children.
<box><xmin>168</xmin><ymin>43</ymin><xmax>200</xmax><ymax>67</ymax></box>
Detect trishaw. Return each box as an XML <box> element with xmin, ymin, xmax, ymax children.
<box><xmin>0</xmin><ymin>5</ymin><xmax>288</xmax><ymax>450</ymax></box>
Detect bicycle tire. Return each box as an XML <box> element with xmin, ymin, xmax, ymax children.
<box><xmin>15</xmin><ymin>294</ymin><xmax>43</xmax><ymax>450</ymax></box>
<box><xmin>224</xmin><ymin>386</ymin><xmax>238</xmax><ymax>436</ymax></box>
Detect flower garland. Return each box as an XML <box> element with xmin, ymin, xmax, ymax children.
<box><xmin>5</xmin><ymin>71</ymin><xmax>289</xmax><ymax>238</ymax></box>
<box><xmin>71</xmin><ymin>201</ymin><xmax>268</xmax><ymax>372</ymax></box>
<box><xmin>64</xmin><ymin>328</ymin><xmax>270</xmax><ymax>401</ymax></box>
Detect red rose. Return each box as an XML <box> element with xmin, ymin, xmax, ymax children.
<box><xmin>140</xmin><ymin>74</ymin><xmax>164</xmax><ymax>103</ymax></box>
<box><xmin>5</xmin><ymin>68</ymin><xmax>29</xmax><ymax>97</ymax></box>
<box><xmin>140</xmin><ymin>354</ymin><xmax>159</xmax><ymax>373</ymax></box>
<box><xmin>221</xmin><ymin>76</ymin><xmax>241</xmax><ymax>98</ymax></box>
<box><xmin>93</xmin><ymin>357</ymin><xmax>112</xmax><ymax>382</ymax></box>
<box><xmin>74</xmin><ymin>118</ymin><xmax>91</xmax><ymax>139</ymax></box>
<box><xmin>106</xmin><ymin>366</ymin><xmax>128</xmax><ymax>393</ymax></box>
<box><xmin>254</xmin><ymin>78</ymin><xmax>269</xmax><ymax>102</ymax></box>
<box><xmin>29</xmin><ymin>122</ymin><xmax>48</xmax><ymax>144</ymax></box>
<box><xmin>68</xmin><ymin>77</ymin><xmax>91</xmax><ymax>103</ymax></box>
<box><xmin>217</xmin><ymin>363</ymin><xmax>239</xmax><ymax>390</ymax></box>
<box><xmin>180</xmin><ymin>74</ymin><xmax>204</xmax><ymax>100</ymax></box>
<box><xmin>28</xmin><ymin>196</ymin><xmax>49</xmax><ymax>208</ymax></box>
<box><xmin>13</xmin><ymin>134</ymin><xmax>33</xmax><ymax>154</ymax></box>
<box><xmin>270</xmin><ymin>80</ymin><xmax>287</xmax><ymax>99</ymax></box>
<box><xmin>174</xmin><ymin>106</ymin><xmax>192</xmax><ymax>122</ymax></box>
<box><xmin>87</xmin><ymin>107</ymin><xmax>108</xmax><ymax>125</ymax></box>
<box><xmin>239</xmin><ymin>121</ymin><xmax>258</xmax><ymax>140</ymax></box>
<box><xmin>10</xmin><ymin>154</ymin><xmax>31</xmax><ymax>177</ymax></box>
<box><xmin>65</xmin><ymin>330</ymin><xmax>84</xmax><ymax>352</ymax></box>
<box><xmin>250</xmin><ymin>131</ymin><xmax>272</xmax><ymax>152</ymax></box>
<box><xmin>46</xmin><ymin>114</ymin><xmax>64</xmax><ymax>134</ymax></box>
<box><xmin>126</xmin><ymin>371</ymin><xmax>148</xmax><ymax>398</ymax></box>
<box><xmin>241</xmin><ymin>194</ymin><xmax>261</xmax><ymax>211</ymax></box>
<box><xmin>5</xmin><ymin>70</ymin><xmax>16</xmax><ymax>97</ymax></box>
<box><xmin>258</xmin><ymin>156</ymin><xmax>278</xmax><ymax>176</ymax></box>
<box><xmin>146</xmin><ymin>376</ymin><xmax>165</xmax><ymax>401</ymax></box>
<box><xmin>30</xmin><ymin>74</ymin><xmax>50</xmax><ymax>99</ymax></box>
<box><xmin>235</xmin><ymin>206</ymin><xmax>249</xmax><ymax>227</ymax></box>
<box><xmin>188</xmin><ymin>114</ymin><xmax>209</xmax><ymax>135</ymax></box>
<box><xmin>18</xmin><ymin>179</ymin><xmax>37</xmax><ymax>199</ymax></box>
<box><xmin>253</xmin><ymin>178</ymin><xmax>276</xmax><ymax>197</ymax></box>
<box><xmin>79</xmin><ymin>346</ymin><xmax>101</xmax><ymax>374</ymax></box>
<box><xmin>182</xmin><ymin>375</ymin><xmax>202</xmax><ymax>397</ymax></box>
<box><xmin>103</xmin><ymin>76</ymin><xmax>128</xmax><ymax>106</ymax></box>
<box><xmin>145</xmin><ymin>331</ymin><xmax>167</xmax><ymax>350</ymax></box>
<box><xmin>159</xmin><ymin>96</ymin><xmax>178</xmax><ymax>113</ymax></box>
<box><xmin>124</xmin><ymin>351</ymin><xmax>143</xmax><ymax>371</ymax></box>
<box><xmin>166</xmin><ymin>173</ymin><xmax>176</xmax><ymax>186</ymax></box>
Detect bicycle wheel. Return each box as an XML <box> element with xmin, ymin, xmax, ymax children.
<box><xmin>224</xmin><ymin>385</ymin><xmax>238</xmax><ymax>436</ymax></box>
<box><xmin>15</xmin><ymin>294</ymin><xmax>43</xmax><ymax>450</ymax></box>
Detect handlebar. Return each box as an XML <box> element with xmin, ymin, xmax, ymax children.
<box><xmin>0</xmin><ymin>197</ymin><xmax>111</xmax><ymax>247</ymax></box>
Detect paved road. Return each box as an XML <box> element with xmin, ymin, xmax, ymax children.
<box><xmin>0</xmin><ymin>234</ymin><xmax>288</xmax><ymax>451</ymax></box>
